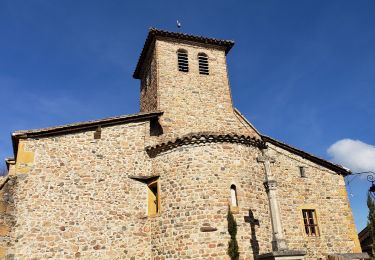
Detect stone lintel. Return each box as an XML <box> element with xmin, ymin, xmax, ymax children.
<box><xmin>200</xmin><ymin>226</ymin><xmax>217</xmax><ymax>232</ymax></box>
<box><xmin>258</xmin><ymin>250</ymin><xmax>306</xmax><ymax>260</ymax></box>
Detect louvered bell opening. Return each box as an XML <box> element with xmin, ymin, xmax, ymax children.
<box><xmin>198</xmin><ymin>55</ymin><xmax>209</xmax><ymax>75</ymax></box>
<box><xmin>178</xmin><ymin>52</ymin><xmax>189</xmax><ymax>72</ymax></box>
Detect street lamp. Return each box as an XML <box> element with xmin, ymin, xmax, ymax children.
<box><xmin>368</xmin><ymin>174</ymin><xmax>375</xmax><ymax>201</ymax></box>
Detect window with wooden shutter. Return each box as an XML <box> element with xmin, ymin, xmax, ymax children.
<box><xmin>148</xmin><ymin>179</ymin><xmax>160</xmax><ymax>216</ymax></box>
<box><xmin>177</xmin><ymin>49</ymin><xmax>189</xmax><ymax>72</ymax></box>
<box><xmin>198</xmin><ymin>53</ymin><xmax>209</xmax><ymax>75</ymax></box>
<box><xmin>302</xmin><ymin>209</ymin><xmax>319</xmax><ymax>236</ymax></box>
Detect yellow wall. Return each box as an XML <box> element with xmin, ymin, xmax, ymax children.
<box><xmin>339</xmin><ymin>187</ymin><xmax>362</xmax><ymax>253</ymax></box>
<box><xmin>147</xmin><ymin>180</ymin><xmax>159</xmax><ymax>216</ymax></box>
<box><xmin>15</xmin><ymin>141</ymin><xmax>34</xmax><ymax>174</ymax></box>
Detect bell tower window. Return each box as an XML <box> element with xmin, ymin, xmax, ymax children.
<box><xmin>198</xmin><ymin>53</ymin><xmax>209</xmax><ymax>75</ymax></box>
<box><xmin>177</xmin><ymin>49</ymin><xmax>189</xmax><ymax>72</ymax></box>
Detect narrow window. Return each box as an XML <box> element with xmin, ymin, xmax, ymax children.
<box><xmin>177</xmin><ymin>49</ymin><xmax>189</xmax><ymax>72</ymax></box>
<box><xmin>230</xmin><ymin>184</ymin><xmax>238</xmax><ymax>207</ymax></box>
<box><xmin>198</xmin><ymin>53</ymin><xmax>209</xmax><ymax>75</ymax></box>
<box><xmin>302</xmin><ymin>209</ymin><xmax>319</xmax><ymax>236</ymax></box>
<box><xmin>299</xmin><ymin>166</ymin><xmax>306</xmax><ymax>178</ymax></box>
<box><xmin>148</xmin><ymin>179</ymin><xmax>160</xmax><ymax>216</ymax></box>
<box><xmin>93</xmin><ymin>126</ymin><xmax>101</xmax><ymax>139</ymax></box>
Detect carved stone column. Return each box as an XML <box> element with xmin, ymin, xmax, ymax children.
<box><xmin>263</xmin><ymin>180</ymin><xmax>288</xmax><ymax>251</ymax></box>
<box><xmin>257</xmin><ymin>153</ymin><xmax>288</xmax><ymax>251</ymax></box>
<box><xmin>257</xmin><ymin>149</ymin><xmax>306</xmax><ymax>260</ymax></box>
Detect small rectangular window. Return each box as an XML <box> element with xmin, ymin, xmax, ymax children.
<box><xmin>302</xmin><ymin>209</ymin><xmax>319</xmax><ymax>236</ymax></box>
<box><xmin>299</xmin><ymin>166</ymin><xmax>306</xmax><ymax>178</ymax></box>
<box><xmin>93</xmin><ymin>126</ymin><xmax>102</xmax><ymax>139</ymax></box>
<box><xmin>148</xmin><ymin>179</ymin><xmax>159</xmax><ymax>216</ymax></box>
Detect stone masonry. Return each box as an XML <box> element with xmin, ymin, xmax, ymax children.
<box><xmin>1</xmin><ymin>28</ymin><xmax>362</xmax><ymax>259</ymax></box>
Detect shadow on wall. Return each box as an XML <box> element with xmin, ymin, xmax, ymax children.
<box><xmin>244</xmin><ymin>210</ymin><xmax>260</xmax><ymax>259</ymax></box>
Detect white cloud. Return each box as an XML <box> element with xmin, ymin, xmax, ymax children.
<box><xmin>327</xmin><ymin>139</ymin><xmax>375</xmax><ymax>173</ymax></box>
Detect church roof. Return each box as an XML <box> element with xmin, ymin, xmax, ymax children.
<box><xmin>11</xmin><ymin>111</ymin><xmax>162</xmax><ymax>158</ymax></box>
<box><xmin>8</xmin><ymin>108</ymin><xmax>350</xmax><ymax>176</ymax></box>
<box><xmin>262</xmin><ymin>135</ymin><xmax>351</xmax><ymax>176</ymax></box>
<box><xmin>133</xmin><ymin>27</ymin><xmax>235</xmax><ymax>79</ymax></box>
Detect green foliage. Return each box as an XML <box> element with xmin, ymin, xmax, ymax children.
<box><xmin>367</xmin><ymin>192</ymin><xmax>375</xmax><ymax>257</ymax></box>
<box><xmin>227</xmin><ymin>209</ymin><xmax>237</xmax><ymax>238</ymax></box>
<box><xmin>228</xmin><ymin>238</ymin><xmax>239</xmax><ymax>259</ymax></box>
<box><xmin>227</xmin><ymin>208</ymin><xmax>239</xmax><ymax>260</ymax></box>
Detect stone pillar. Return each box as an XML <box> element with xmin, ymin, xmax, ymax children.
<box><xmin>257</xmin><ymin>150</ymin><xmax>306</xmax><ymax>260</ymax></box>
<box><xmin>257</xmin><ymin>152</ymin><xmax>288</xmax><ymax>251</ymax></box>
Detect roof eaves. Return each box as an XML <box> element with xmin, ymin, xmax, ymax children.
<box><xmin>262</xmin><ymin>135</ymin><xmax>351</xmax><ymax>176</ymax></box>
<box><xmin>5</xmin><ymin>158</ymin><xmax>15</xmax><ymax>171</ymax></box>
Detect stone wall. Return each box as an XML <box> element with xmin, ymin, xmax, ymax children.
<box><xmin>151</xmin><ymin>142</ymin><xmax>272</xmax><ymax>259</ymax></box>
<box><xmin>266</xmin><ymin>143</ymin><xmax>362</xmax><ymax>259</ymax></box>
<box><xmin>140</xmin><ymin>47</ymin><xmax>158</xmax><ymax>112</ymax></box>
<box><xmin>0</xmin><ymin>176</ymin><xmax>16</xmax><ymax>259</ymax></box>
<box><xmin>5</xmin><ymin>121</ymin><xmax>155</xmax><ymax>259</ymax></box>
<box><xmin>3</xmin><ymin>123</ymin><xmax>362</xmax><ymax>259</ymax></box>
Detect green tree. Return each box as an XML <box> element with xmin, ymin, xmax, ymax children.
<box><xmin>367</xmin><ymin>192</ymin><xmax>375</xmax><ymax>258</ymax></box>
<box><xmin>227</xmin><ymin>208</ymin><xmax>239</xmax><ymax>260</ymax></box>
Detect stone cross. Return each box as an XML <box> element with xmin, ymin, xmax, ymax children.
<box><xmin>257</xmin><ymin>151</ymin><xmax>288</xmax><ymax>252</ymax></box>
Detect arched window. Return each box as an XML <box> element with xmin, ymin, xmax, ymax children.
<box><xmin>177</xmin><ymin>49</ymin><xmax>189</xmax><ymax>72</ymax></box>
<box><xmin>230</xmin><ymin>184</ymin><xmax>238</xmax><ymax>207</ymax></box>
<box><xmin>198</xmin><ymin>53</ymin><xmax>209</xmax><ymax>75</ymax></box>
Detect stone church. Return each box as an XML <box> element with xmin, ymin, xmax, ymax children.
<box><xmin>0</xmin><ymin>28</ymin><xmax>364</xmax><ymax>259</ymax></box>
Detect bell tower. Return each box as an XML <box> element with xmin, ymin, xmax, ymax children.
<box><xmin>133</xmin><ymin>28</ymin><xmax>253</xmax><ymax>138</ymax></box>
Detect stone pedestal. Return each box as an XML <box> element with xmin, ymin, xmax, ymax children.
<box><xmin>258</xmin><ymin>250</ymin><xmax>306</xmax><ymax>260</ymax></box>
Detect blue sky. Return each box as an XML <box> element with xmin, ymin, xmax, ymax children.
<box><xmin>0</xmin><ymin>1</ymin><xmax>374</xmax><ymax>232</ymax></box>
